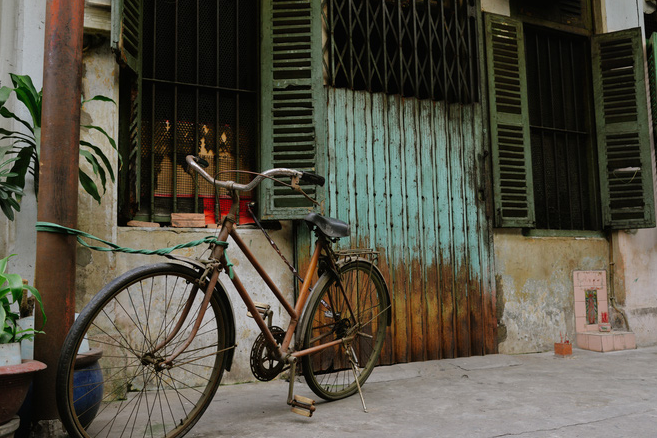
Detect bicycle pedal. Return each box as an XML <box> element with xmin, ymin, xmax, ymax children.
<box><xmin>290</xmin><ymin>394</ymin><xmax>316</xmax><ymax>417</ymax></box>
<box><xmin>247</xmin><ymin>302</ymin><xmax>271</xmax><ymax>319</ymax></box>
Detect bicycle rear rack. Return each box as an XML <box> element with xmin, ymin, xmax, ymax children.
<box><xmin>334</xmin><ymin>248</ymin><xmax>380</xmax><ymax>265</ymax></box>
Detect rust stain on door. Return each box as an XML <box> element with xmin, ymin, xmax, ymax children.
<box><xmin>302</xmin><ymin>89</ymin><xmax>496</xmax><ymax>364</ymax></box>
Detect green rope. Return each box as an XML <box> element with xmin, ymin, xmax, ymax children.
<box><xmin>35</xmin><ymin>221</ymin><xmax>235</xmax><ymax>279</ymax></box>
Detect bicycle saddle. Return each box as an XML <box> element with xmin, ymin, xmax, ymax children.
<box><xmin>304</xmin><ymin>212</ymin><xmax>350</xmax><ymax>238</ymax></box>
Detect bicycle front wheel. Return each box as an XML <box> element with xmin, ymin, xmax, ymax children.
<box><xmin>300</xmin><ymin>259</ymin><xmax>389</xmax><ymax>401</ymax></box>
<box><xmin>56</xmin><ymin>263</ymin><xmax>231</xmax><ymax>438</ymax></box>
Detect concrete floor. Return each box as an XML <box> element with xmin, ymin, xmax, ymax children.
<box><xmin>186</xmin><ymin>346</ymin><xmax>657</xmax><ymax>438</ymax></box>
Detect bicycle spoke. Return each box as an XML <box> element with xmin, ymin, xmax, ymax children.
<box><xmin>59</xmin><ymin>264</ymin><xmax>228</xmax><ymax>438</ymax></box>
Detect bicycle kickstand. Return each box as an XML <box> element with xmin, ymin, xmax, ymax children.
<box><xmin>287</xmin><ymin>359</ymin><xmax>316</xmax><ymax>417</ymax></box>
<box><xmin>347</xmin><ymin>344</ymin><xmax>368</xmax><ymax>413</ymax></box>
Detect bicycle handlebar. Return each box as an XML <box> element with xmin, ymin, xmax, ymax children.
<box><xmin>184</xmin><ymin>155</ymin><xmax>324</xmax><ymax>192</ymax></box>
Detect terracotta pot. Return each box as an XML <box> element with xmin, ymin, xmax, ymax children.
<box><xmin>0</xmin><ymin>360</ymin><xmax>46</xmax><ymax>425</ymax></box>
<box><xmin>554</xmin><ymin>342</ymin><xmax>573</xmax><ymax>357</ymax></box>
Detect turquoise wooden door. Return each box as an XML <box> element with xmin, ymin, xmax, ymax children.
<box><xmin>321</xmin><ymin>89</ymin><xmax>496</xmax><ymax>362</ymax></box>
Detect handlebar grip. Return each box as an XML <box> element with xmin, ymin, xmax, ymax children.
<box><xmin>194</xmin><ymin>156</ymin><xmax>210</xmax><ymax>168</ymax></box>
<box><xmin>183</xmin><ymin>155</ymin><xmax>209</xmax><ymax>174</ymax></box>
<box><xmin>301</xmin><ymin>171</ymin><xmax>325</xmax><ymax>187</ymax></box>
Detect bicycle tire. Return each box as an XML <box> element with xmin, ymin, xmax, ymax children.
<box><xmin>300</xmin><ymin>259</ymin><xmax>389</xmax><ymax>401</ymax></box>
<box><xmin>56</xmin><ymin>263</ymin><xmax>232</xmax><ymax>438</ymax></box>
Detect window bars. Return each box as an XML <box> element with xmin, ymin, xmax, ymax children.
<box><xmin>322</xmin><ymin>0</ymin><xmax>480</xmax><ymax>104</ymax></box>
<box><xmin>524</xmin><ymin>27</ymin><xmax>598</xmax><ymax>231</ymax></box>
<box><xmin>138</xmin><ymin>0</ymin><xmax>258</xmax><ymax>223</ymax></box>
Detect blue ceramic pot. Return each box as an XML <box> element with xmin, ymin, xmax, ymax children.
<box><xmin>73</xmin><ymin>360</ymin><xmax>103</xmax><ymax>428</ymax></box>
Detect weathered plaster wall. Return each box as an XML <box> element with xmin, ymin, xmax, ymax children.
<box><xmin>76</xmin><ymin>42</ymin><xmax>120</xmax><ymax>312</ymax></box>
<box><xmin>113</xmin><ymin>225</ymin><xmax>296</xmax><ymax>384</ymax></box>
<box><xmin>75</xmin><ymin>36</ymin><xmax>297</xmax><ymax>384</ymax></box>
<box><xmin>481</xmin><ymin>0</ymin><xmax>509</xmax><ymax>16</ymax></box>
<box><xmin>615</xmin><ymin>229</ymin><xmax>657</xmax><ymax>346</ymax></box>
<box><xmin>494</xmin><ymin>230</ymin><xmax>609</xmax><ymax>354</ymax></box>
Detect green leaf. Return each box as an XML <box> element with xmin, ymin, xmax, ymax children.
<box><xmin>0</xmin><ymin>86</ymin><xmax>11</xmax><ymax>108</ymax></box>
<box><xmin>80</xmin><ymin>149</ymin><xmax>107</xmax><ymax>192</ymax></box>
<box><xmin>24</xmin><ymin>284</ymin><xmax>46</xmax><ymax>327</ymax></box>
<box><xmin>79</xmin><ymin>169</ymin><xmax>101</xmax><ymax>203</ymax></box>
<box><xmin>34</xmin><ymin>125</ymin><xmax>40</xmax><ymax>156</ymax></box>
<box><xmin>82</xmin><ymin>125</ymin><xmax>117</xmax><ymax>151</ymax></box>
<box><xmin>0</xmin><ymin>127</ymin><xmax>36</xmax><ymax>143</ymax></box>
<box><xmin>10</xmin><ymin>74</ymin><xmax>41</xmax><ymax>126</ymax></box>
<box><xmin>82</xmin><ymin>95</ymin><xmax>117</xmax><ymax>105</ymax></box>
<box><xmin>3</xmin><ymin>272</ymin><xmax>23</xmax><ymax>303</ymax></box>
<box><xmin>0</xmin><ymin>107</ymin><xmax>34</xmax><ymax>134</ymax></box>
<box><xmin>0</xmin><ymin>199</ymin><xmax>16</xmax><ymax>220</ymax></box>
<box><xmin>7</xmin><ymin>146</ymin><xmax>33</xmax><ymax>192</ymax></box>
<box><xmin>0</xmin><ymin>183</ymin><xmax>23</xmax><ymax>194</ymax></box>
<box><xmin>6</xmin><ymin>196</ymin><xmax>20</xmax><ymax>210</ymax></box>
<box><xmin>0</xmin><ymin>305</ymin><xmax>6</xmax><ymax>336</ymax></box>
<box><xmin>0</xmin><ymin>254</ymin><xmax>13</xmax><ymax>273</ymax></box>
<box><xmin>80</xmin><ymin>140</ymin><xmax>115</xmax><ymax>182</ymax></box>
<box><xmin>12</xmin><ymin>88</ymin><xmax>40</xmax><ymax>128</ymax></box>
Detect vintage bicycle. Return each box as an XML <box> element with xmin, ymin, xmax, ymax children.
<box><xmin>55</xmin><ymin>155</ymin><xmax>391</xmax><ymax>438</ymax></box>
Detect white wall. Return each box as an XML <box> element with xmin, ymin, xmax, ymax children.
<box><xmin>605</xmin><ymin>0</ymin><xmax>643</xmax><ymax>31</ymax></box>
<box><xmin>0</xmin><ymin>0</ymin><xmax>46</xmax><ymax>283</ymax></box>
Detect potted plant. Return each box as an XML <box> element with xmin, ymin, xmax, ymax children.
<box><xmin>0</xmin><ymin>254</ymin><xmax>46</xmax><ymax>436</ymax></box>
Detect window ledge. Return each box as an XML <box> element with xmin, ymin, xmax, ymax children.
<box><xmin>522</xmin><ymin>229</ymin><xmax>606</xmax><ymax>239</ymax></box>
<box><xmin>84</xmin><ymin>0</ymin><xmax>110</xmax><ymax>33</ymax></box>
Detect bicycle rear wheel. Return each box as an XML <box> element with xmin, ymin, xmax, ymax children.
<box><xmin>300</xmin><ymin>259</ymin><xmax>389</xmax><ymax>401</ymax></box>
<box><xmin>56</xmin><ymin>263</ymin><xmax>231</xmax><ymax>438</ymax></box>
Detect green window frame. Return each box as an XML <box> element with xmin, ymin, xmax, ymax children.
<box><xmin>485</xmin><ymin>13</ymin><xmax>656</xmax><ymax>230</ymax></box>
<box><xmin>112</xmin><ymin>0</ymin><xmax>325</xmax><ymax>223</ymax></box>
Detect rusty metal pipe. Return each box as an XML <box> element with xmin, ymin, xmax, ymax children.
<box><xmin>33</xmin><ymin>0</ymin><xmax>85</xmax><ymax>422</ymax></box>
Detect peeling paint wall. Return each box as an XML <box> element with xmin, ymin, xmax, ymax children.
<box><xmin>615</xmin><ymin>229</ymin><xmax>657</xmax><ymax>345</ymax></box>
<box><xmin>76</xmin><ymin>42</ymin><xmax>120</xmax><ymax>312</ymax></box>
<box><xmin>494</xmin><ymin>230</ymin><xmax>609</xmax><ymax>353</ymax></box>
<box><xmin>77</xmin><ymin>44</ymin><xmax>297</xmax><ymax>384</ymax></box>
<box><xmin>110</xmin><ymin>225</ymin><xmax>296</xmax><ymax>384</ymax></box>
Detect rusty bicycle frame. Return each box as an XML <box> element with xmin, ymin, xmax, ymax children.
<box><xmin>149</xmin><ymin>156</ymin><xmax>369</xmax><ymax>414</ymax></box>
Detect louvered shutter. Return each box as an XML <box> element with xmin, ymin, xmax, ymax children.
<box><xmin>647</xmin><ymin>34</ymin><xmax>657</xmax><ymax>148</ymax></box>
<box><xmin>112</xmin><ymin>0</ymin><xmax>143</xmax><ymax>219</ymax></box>
<box><xmin>111</xmin><ymin>0</ymin><xmax>142</xmax><ymax>73</ymax></box>
<box><xmin>592</xmin><ymin>28</ymin><xmax>656</xmax><ymax>229</ymax></box>
<box><xmin>259</xmin><ymin>0</ymin><xmax>326</xmax><ymax>220</ymax></box>
<box><xmin>484</xmin><ymin>14</ymin><xmax>535</xmax><ymax>228</ymax></box>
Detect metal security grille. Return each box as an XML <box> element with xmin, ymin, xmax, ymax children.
<box><xmin>525</xmin><ymin>26</ymin><xmax>600</xmax><ymax>230</ymax></box>
<box><xmin>137</xmin><ymin>0</ymin><xmax>258</xmax><ymax>224</ymax></box>
<box><xmin>323</xmin><ymin>0</ymin><xmax>479</xmax><ymax>103</ymax></box>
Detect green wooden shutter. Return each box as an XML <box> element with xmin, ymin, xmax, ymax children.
<box><xmin>592</xmin><ymin>28</ymin><xmax>656</xmax><ymax>229</ymax></box>
<box><xmin>113</xmin><ymin>0</ymin><xmax>143</xmax><ymax>219</ymax></box>
<box><xmin>484</xmin><ymin>14</ymin><xmax>535</xmax><ymax>228</ymax></box>
<box><xmin>259</xmin><ymin>0</ymin><xmax>326</xmax><ymax>220</ymax></box>
<box><xmin>647</xmin><ymin>34</ymin><xmax>657</xmax><ymax>150</ymax></box>
<box><xmin>111</xmin><ymin>0</ymin><xmax>142</xmax><ymax>73</ymax></box>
